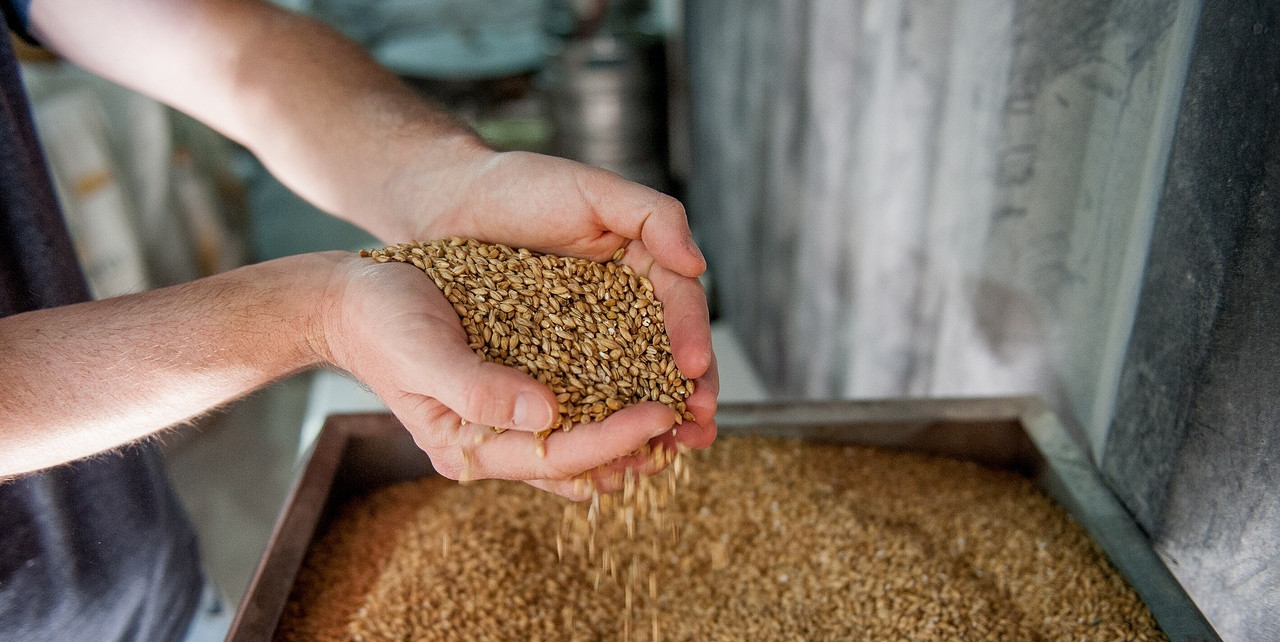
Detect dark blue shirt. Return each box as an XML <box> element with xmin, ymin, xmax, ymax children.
<box><xmin>0</xmin><ymin>8</ymin><xmax>204</xmax><ymax>641</ymax></box>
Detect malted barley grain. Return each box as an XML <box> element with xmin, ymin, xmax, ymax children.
<box><xmin>360</xmin><ymin>238</ymin><xmax>695</xmax><ymax>433</ymax></box>
<box><xmin>276</xmin><ymin>437</ymin><xmax>1168</xmax><ymax>642</ymax></box>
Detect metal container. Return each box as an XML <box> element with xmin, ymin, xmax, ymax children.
<box><xmin>227</xmin><ymin>397</ymin><xmax>1220</xmax><ymax>641</ymax></box>
<box><xmin>549</xmin><ymin>34</ymin><xmax>670</xmax><ymax>191</ymax></box>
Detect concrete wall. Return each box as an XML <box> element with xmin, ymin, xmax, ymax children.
<box><xmin>687</xmin><ymin>0</ymin><xmax>1196</xmax><ymax>458</ymax></box>
<box><xmin>686</xmin><ymin>0</ymin><xmax>1276</xmax><ymax>638</ymax></box>
<box><xmin>1102</xmin><ymin>1</ymin><xmax>1280</xmax><ymax>636</ymax></box>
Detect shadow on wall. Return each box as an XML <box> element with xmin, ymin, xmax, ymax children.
<box><xmin>968</xmin><ymin>279</ymin><xmax>1088</xmax><ymax>452</ymax></box>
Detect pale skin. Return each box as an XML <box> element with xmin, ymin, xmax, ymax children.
<box><xmin>0</xmin><ymin>0</ymin><xmax>718</xmax><ymax>498</ymax></box>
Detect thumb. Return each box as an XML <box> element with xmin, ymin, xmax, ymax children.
<box><xmin>393</xmin><ymin>312</ymin><xmax>557</xmax><ymax>431</ymax></box>
<box><xmin>337</xmin><ymin>258</ymin><xmax>558</xmax><ymax>432</ymax></box>
<box><xmin>432</xmin><ymin>356</ymin><xmax>559</xmax><ymax>432</ymax></box>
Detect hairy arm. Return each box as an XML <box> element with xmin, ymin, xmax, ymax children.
<box><xmin>19</xmin><ymin>0</ymin><xmax>718</xmax><ymax>484</ymax></box>
<box><xmin>0</xmin><ymin>253</ymin><xmax>682</xmax><ymax>493</ymax></box>
<box><xmin>25</xmin><ymin>0</ymin><xmax>710</xmax><ymax>278</ymax></box>
<box><xmin>28</xmin><ymin>0</ymin><xmax>479</xmax><ymax>241</ymax></box>
<box><xmin>0</xmin><ymin>253</ymin><xmax>335</xmax><ymax>476</ymax></box>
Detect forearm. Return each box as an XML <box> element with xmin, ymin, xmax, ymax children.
<box><xmin>29</xmin><ymin>0</ymin><xmax>486</xmax><ymax>240</ymax></box>
<box><xmin>0</xmin><ymin>253</ymin><xmax>341</xmax><ymax>476</ymax></box>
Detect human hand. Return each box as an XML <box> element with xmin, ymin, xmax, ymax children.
<box><xmin>382</xmin><ymin>149</ymin><xmax>719</xmax><ymax>463</ymax></box>
<box><xmin>318</xmin><ymin>253</ymin><xmax>711</xmax><ymax>499</ymax></box>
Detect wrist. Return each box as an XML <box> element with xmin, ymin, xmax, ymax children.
<box><xmin>297</xmin><ymin>251</ymin><xmax>368</xmax><ymax>370</ymax></box>
<box><xmin>213</xmin><ymin>251</ymin><xmax>355</xmax><ymax>375</ymax></box>
<box><xmin>372</xmin><ymin>134</ymin><xmax>498</xmax><ymax>242</ymax></box>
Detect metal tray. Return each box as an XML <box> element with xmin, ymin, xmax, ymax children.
<box><xmin>226</xmin><ymin>397</ymin><xmax>1220</xmax><ymax>642</ymax></box>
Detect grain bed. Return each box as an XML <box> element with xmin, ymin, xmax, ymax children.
<box><xmin>227</xmin><ymin>398</ymin><xmax>1220</xmax><ymax>642</ymax></box>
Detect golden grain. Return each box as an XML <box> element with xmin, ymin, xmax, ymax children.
<box><xmin>361</xmin><ymin>238</ymin><xmax>693</xmax><ymax>433</ymax></box>
<box><xmin>276</xmin><ymin>436</ymin><xmax>1168</xmax><ymax>642</ymax></box>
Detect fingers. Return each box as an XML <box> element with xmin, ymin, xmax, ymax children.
<box><xmin>617</xmin><ymin>241</ymin><xmax>717</xmax><ymax>452</ymax></box>
<box><xmin>401</xmin><ymin>401</ymin><xmax>679</xmax><ymax>485</ymax></box>
<box><xmin>527</xmin><ymin>407</ymin><xmax>714</xmax><ymax>501</ymax></box>
<box><xmin>428</xmin><ymin>357</ymin><xmax>558</xmax><ymax>433</ymax></box>
<box><xmin>525</xmin><ymin>433</ymin><xmax>683</xmax><ymax>501</ymax></box>
<box><xmin>522</xmin><ymin>362</ymin><xmax>718</xmax><ymax>500</ymax></box>
<box><xmin>450</xmin><ymin>152</ymin><xmax>705</xmax><ymax>280</ymax></box>
<box><xmin>648</xmin><ymin>261</ymin><xmax>713</xmax><ymax>380</ymax></box>
<box><xmin>388</xmin><ymin>387</ymin><xmax>711</xmax><ymax>502</ymax></box>
<box><xmin>675</xmin><ymin>354</ymin><xmax>719</xmax><ymax>450</ymax></box>
<box><xmin>473</xmin><ymin>403</ymin><xmax>678</xmax><ymax>480</ymax></box>
<box><xmin>578</xmin><ymin>167</ymin><xmax>706</xmax><ymax>279</ymax></box>
<box><xmin>621</xmin><ymin>242</ymin><xmax>713</xmax><ymax>381</ymax></box>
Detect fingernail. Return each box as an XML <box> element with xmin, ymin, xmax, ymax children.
<box><xmin>513</xmin><ymin>392</ymin><xmax>553</xmax><ymax>431</ymax></box>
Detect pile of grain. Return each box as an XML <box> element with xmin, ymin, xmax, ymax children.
<box><xmin>275</xmin><ymin>436</ymin><xmax>1167</xmax><ymax>641</ymax></box>
<box><xmin>361</xmin><ymin>238</ymin><xmax>695</xmax><ymax>434</ymax></box>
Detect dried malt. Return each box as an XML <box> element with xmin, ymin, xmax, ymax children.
<box><xmin>360</xmin><ymin>238</ymin><xmax>695</xmax><ymax>435</ymax></box>
<box><xmin>275</xmin><ymin>436</ymin><xmax>1168</xmax><ymax>641</ymax></box>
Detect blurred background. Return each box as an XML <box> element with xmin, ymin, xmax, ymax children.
<box><xmin>13</xmin><ymin>0</ymin><xmax>1277</xmax><ymax>639</ymax></box>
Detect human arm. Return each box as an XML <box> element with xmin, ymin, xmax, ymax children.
<box><xmin>28</xmin><ymin>0</ymin><xmax>473</xmax><ymax>242</ymax></box>
<box><xmin>0</xmin><ymin>252</ymin><xmax>680</xmax><ymax>496</ymax></box>
<box><xmin>26</xmin><ymin>0</ymin><xmax>717</xmax><ymax>461</ymax></box>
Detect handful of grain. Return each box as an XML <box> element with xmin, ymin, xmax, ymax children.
<box><xmin>361</xmin><ymin>237</ymin><xmax>696</xmax><ymax>435</ymax></box>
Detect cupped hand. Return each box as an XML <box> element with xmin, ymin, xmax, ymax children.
<box><xmin>406</xmin><ymin>150</ymin><xmax>706</xmax><ymax>279</ymax></box>
<box><xmin>386</xmin><ymin>149</ymin><xmax>720</xmax><ymax>459</ymax></box>
<box><xmin>318</xmin><ymin>254</ymin><xmax>713</xmax><ymax>499</ymax></box>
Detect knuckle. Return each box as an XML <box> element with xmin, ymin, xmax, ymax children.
<box><xmin>657</xmin><ymin>191</ymin><xmax>685</xmax><ymax>214</ymax></box>
<box><xmin>541</xmin><ymin>458</ymin><xmax>574</xmax><ymax>481</ymax></box>
<box><xmin>431</xmin><ymin>455</ymin><xmax>462</xmax><ymax>481</ymax></box>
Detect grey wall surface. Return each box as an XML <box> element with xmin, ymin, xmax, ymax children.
<box><xmin>687</xmin><ymin>0</ymin><xmax>1199</xmax><ymax>457</ymax></box>
<box><xmin>686</xmin><ymin>0</ymin><xmax>1275</xmax><ymax>638</ymax></box>
<box><xmin>1102</xmin><ymin>1</ymin><xmax>1279</xmax><ymax>637</ymax></box>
